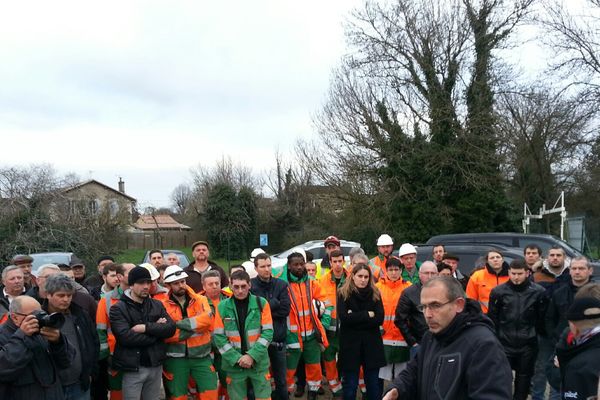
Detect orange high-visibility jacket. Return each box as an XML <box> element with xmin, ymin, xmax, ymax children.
<box><xmin>466</xmin><ymin>265</ymin><xmax>509</xmax><ymax>313</ymax></box>
<box><xmin>161</xmin><ymin>286</ymin><xmax>214</xmax><ymax>358</ymax></box>
<box><xmin>369</xmin><ymin>255</ymin><xmax>388</xmax><ymax>281</ymax></box>
<box><xmin>287</xmin><ymin>275</ymin><xmax>329</xmax><ymax>350</ymax></box>
<box><xmin>317</xmin><ymin>269</ymin><xmax>348</xmax><ymax>335</ymax></box>
<box><xmin>376</xmin><ymin>277</ymin><xmax>411</xmax><ymax>347</ymax></box>
<box><xmin>96</xmin><ymin>286</ymin><xmax>124</xmax><ymax>359</ymax></box>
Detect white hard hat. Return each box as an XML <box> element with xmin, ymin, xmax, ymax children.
<box><xmin>250</xmin><ymin>248</ymin><xmax>265</xmax><ymax>259</ymax></box>
<box><xmin>139</xmin><ymin>263</ymin><xmax>161</xmax><ymax>281</ymax></box>
<box><xmin>376</xmin><ymin>234</ymin><xmax>394</xmax><ymax>246</ymax></box>
<box><xmin>163</xmin><ymin>265</ymin><xmax>188</xmax><ymax>283</ymax></box>
<box><xmin>398</xmin><ymin>243</ymin><xmax>417</xmax><ymax>257</ymax></box>
<box><xmin>242</xmin><ymin>261</ymin><xmax>257</xmax><ymax>278</ymax></box>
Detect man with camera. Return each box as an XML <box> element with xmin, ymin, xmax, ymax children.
<box><xmin>43</xmin><ymin>273</ymin><xmax>99</xmax><ymax>400</ymax></box>
<box><xmin>0</xmin><ymin>295</ymin><xmax>74</xmax><ymax>399</ymax></box>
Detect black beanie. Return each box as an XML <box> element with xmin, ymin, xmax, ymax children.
<box><xmin>97</xmin><ymin>255</ymin><xmax>115</xmax><ymax>265</ymax></box>
<box><xmin>128</xmin><ymin>266</ymin><xmax>152</xmax><ymax>286</ymax></box>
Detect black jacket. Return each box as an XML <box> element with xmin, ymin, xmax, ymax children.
<box><xmin>43</xmin><ymin>302</ymin><xmax>100</xmax><ymax>392</ymax></box>
<box><xmin>109</xmin><ymin>291</ymin><xmax>176</xmax><ymax>371</ymax></box>
<box><xmin>184</xmin><ymin>262</ymin><xmax>229</xmax><ymax>293</ymax></box>
<box><xmin>250</xmin><ymin>276</ymin><xmax>290</xmax><ymax>343</ymax></box>
<box><xmin>337</xmin><ymin>287</ymin><xmax>386</xmax><ymax>371</ymax></box>
<box><xmin>0</xmin><ymin>317</ymin><xmax>74</xmax><ymax>400</ymax></box>
<box><xmin>545</xmin><ymin>281</ymin><xmax>589</xmax><ymax>343</ymax></box>
<box><xmin>555</xmin><ymin>329</ymin><xmax>600</xmax><ymax>399</ymax></box>
<box><xmin>488</xmin><ymin>279</ymin><xmax>547</xmax><ymax>354</ymax></box>
<box><xmin>390</xmin><ymin>300</ymin><xmax>512</xmax><ymax>400</ymax></box>
<box><xmin>394</xmin><ymin>283</ymin><xmax>428</xmax><ymax>347</ymax></box>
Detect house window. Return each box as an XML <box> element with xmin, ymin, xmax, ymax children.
<box><xmin>89</xmin><ymin>199</ymin><xmax>101</xmax><ymax>215</ymax></box>
<box><xmin>110</xmin><ymin>199</ymin><xmax>119</xmax><ymax>217</ymax></box>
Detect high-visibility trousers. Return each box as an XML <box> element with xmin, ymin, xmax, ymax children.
<box><xmin>286</xmin><ymin>337</ymin><xmax>323</xmax><ymax>392</ymax></box>
<box><xmin>226</xmin><ymin>368</ymin><xmax>271</xmax><ymax>400</ymax></box>
<box><xmin>163</xmin><ymin>356</ymin><xmax>218</xmax><ymax>400</ymax></box>
<box><xmin>322</xmin><ymin>334</ymin><xmax>342</xmax><ymax>395</ymax></box>
<box><xmin>108</xmin><ymin>367</ymin><xmax>123</xmax><ymax>400</ymax></box>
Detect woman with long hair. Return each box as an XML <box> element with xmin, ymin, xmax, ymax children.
<box><xmin>337</xmin><ymin>263</ymin><xmax>386</xmax><ymax>400</ymax></box>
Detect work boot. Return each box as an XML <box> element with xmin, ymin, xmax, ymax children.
<box><xmin>294</xmin><ymin>386</ymin><xmax>305</xmax><ymax>398</ymax></box>
<box><xmin>307</xmin><ymin>391</ymin><xmax>318</xmax><ymax>400</ymax></box>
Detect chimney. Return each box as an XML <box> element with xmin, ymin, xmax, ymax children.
<box><xmin>118</xmin><ymin>177</ymin><xmax>125</xmax><ymax>193</ymax></box>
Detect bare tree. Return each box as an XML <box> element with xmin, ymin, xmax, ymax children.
<box><xmin>170</xmin><ymin>183</ymin><xmax>192</xmax><ymax>216</ymax></box>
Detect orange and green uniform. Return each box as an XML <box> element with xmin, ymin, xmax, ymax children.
<box><xmin>466</xmin><ymin>263</ymin><xmax>509</xmax><ymax>313</ymax></box>
<box><xmin>285</xmin><ymin>271</ymin><xmax>329</xmax><ymax>393</ymax></box>
<box><xmin>213</xmin><ymin>294</ymin><xmax>273</xmax><ymax>400</ymax></box>
<box><xmin>317</xmin><ymin>269</ymin><xmax>347</xmax><ymax>396</ymax></box>
<box><xmin>96</xmin><ymin>286</ymin><xmax>125</xmax><ymax>400</ymax></box>
<box><xmin>376</xmin><ymin>277</ymin><xmax>411</xmax><ymax>372</ymax></box>
<box><xmin>205</xmin><ymin>291</ymin><xmax>232</xmax><ymax>400</ymax></box>
<box><xmin>369</xmin><ymin>255</ymin><xmax>388</xmax><ymax>281</ymax></box>
<box><xmin>162</xmin><ymin>286</ymin><xmax>217</xmax><ymax>400</ymax></box>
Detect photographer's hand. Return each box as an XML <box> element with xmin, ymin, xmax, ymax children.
<box><xmin>40</xmin><ymin>327</ymin><xmax>61</xmax><ymax>343</ymax></box>
<box><xmin>19</xmin><ymin>315</ymin><xmax>39</xmax><ymax>336</ymax></box>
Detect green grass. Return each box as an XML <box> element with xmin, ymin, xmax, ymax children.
<box><xmin>114</xmin><ymin>248</ymin><xmax>245</xmax><ymax>271</ymax></box>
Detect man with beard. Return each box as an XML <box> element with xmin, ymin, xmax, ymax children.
<box><xmin>369</xmin><ymin>234</ymin><xmax>394</xmax><ymax>281</ymax></box>
<box><xmin>161</xmin><ymin>265</ymin><xmax>217</xmax><ymax>400</ymax></box>
<box><xmin>184</xmin><ymin>241</ymin><xmax>228</xmax><ymax>293</ymax></box>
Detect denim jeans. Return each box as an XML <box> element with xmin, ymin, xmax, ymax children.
<box><xmin>269</xmin><ymin>342</ymin><xmax>289</xmax><ymax>400</ymax></box>
<box><xmin>531</xmin><ymin>336</ymin><xmax>560</xmax><ymax>400</ymax></box>
<box><xmin>63</xmin><ymin>383</ymin><xmax>91</xmax><ymax>400</ymax></box>
<box><xmin>343</xmin><ymin>368</ymin><xmax>382</xmax><ymax>400</ymax></box>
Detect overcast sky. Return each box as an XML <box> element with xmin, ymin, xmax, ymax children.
<box><xmin>0</xmin><ymin>1</ymin><xmax>361</xmax><ymax>209</ymax></box>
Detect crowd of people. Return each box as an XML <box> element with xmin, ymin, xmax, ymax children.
<box><xmin>0</xmin><ymin>235</ymin><xmax>598</xmax><ymax>400</ymax></box>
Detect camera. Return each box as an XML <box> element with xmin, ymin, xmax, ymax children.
<box><xmin>31</xmin><ymin>310</ymin><xmax>65</xmax><ymax>329</ymax></box>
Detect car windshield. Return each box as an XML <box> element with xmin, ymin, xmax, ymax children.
<box><xmin>31</xmin><ymin>254</ymin><xmax>72</xmax><ymax>271</ymax></box>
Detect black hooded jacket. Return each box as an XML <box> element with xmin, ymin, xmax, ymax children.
<box><xmin>250</xmin><ymin>276</ymin><xmax>290</xmax><ymax>343</ymax></box>
<box><xmin>389</xmin><ymin>300</ymin><xmax>512</xmax><ymax>400</ymax></box>
<box><xmin>395</xmin><ymin>282</ymin><xmax>428</xmax><ymax>347</ymax></box>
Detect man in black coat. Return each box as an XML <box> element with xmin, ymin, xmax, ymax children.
<box><xmin>43</xmin><ymin>273</ymin><xmax>100</xmax><ymax>399</ymax></box>
<box><xmin>555</xmin><ymin>297</ymin><xmax>600</xmax><ymax>399</ymax></box>
<box><xmin>109</xmin><ymin>266</ymin><xmax>176</xmax><ymax>400</ymax></box>
<box><xmin>385</xmin><ymin>276</ymin><xmax>512</xmax><ymax>400</ymax></box>
<box><xmin>184</xmin><ymin>241</ymin><xmax>229</xmax><ymax>293</ymax></box>
<box><xmin>250</xmin><ymin>252</ymin><xmax>290</xmax><ymax>400</ymax></box>
<box><xmin>546</xmin><ymin>257</ymin><xmax>593</xmax><ymax>343</ymax></box>
<box><xmin>488</xmin><ymin>259</ymin><xmax>547</xmax><ymax>400</ymax></box>
<box><xmin>0</xmin><ymin>295</ymin><xmax>74</xmax><ymax>400</ymax></box>
<box><xmin>394</xmin><ymin>261</ymin><xmax>438</xmax><ymax>357</ymax></box>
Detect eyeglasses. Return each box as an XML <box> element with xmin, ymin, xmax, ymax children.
<box><xmin>417</xmin><ymin>299</ymin><xmax>454</xmax><ymax>312</ymax></box>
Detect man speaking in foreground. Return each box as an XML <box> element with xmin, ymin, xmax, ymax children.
<box><xmin>383</xmin><ymin>276</ymin><xmax>512</xmax><ymax>399</ymax></box>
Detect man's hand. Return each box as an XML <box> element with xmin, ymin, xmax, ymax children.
<box><xmin>157</xmin><ymin>318</ymin><xmax>167</xmax><ymax>324</ymax></box>
<box><xmin>368</xmin><ymin>311</ymin><xmax>375</xmax><ymax>318</ymax></box>
<box><xmin>237</xmin><ymin>354</ymin><xmax>255</xmax><ymax>369</ymax></box>
<box><xmin>19</xmin><ymin>315</ymin><xmax>39</xmax><ymax>336</ymax></box>
<box><xmin>383</xmin><ymin>388</ymin><xmax>399</xmax><ymax>400</ymax></box>
<box><xmin>40</xmin><ymin>327</ymin><xmax>61</xmax><ymax>343</ymax></box>
<box><xmin>132</xmin><ymin>324</ymin><xmax>146</xmax><ymax>333</ymax></box>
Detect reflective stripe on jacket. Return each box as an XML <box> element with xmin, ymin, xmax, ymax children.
<box><xmin>213</xmin><ymin>294</ymin><xmax>273</xmax><ymax>372</ymax></box>
<box><xmin>317</xmin><ymin>270</ymin><xmax>347</xmax><ymax>334</ymax></box>
<box><xmin>376</xmin><ymin>277</ymin><xmax>411</xmax><ymax>347</ymax></box>
<box><xmin>369</xmin><ymin>255</ymin><xmax>387</xmax><ymax>281</ymax></box>
<box><xmin>287</xmin><ymin>274</ymin><xmax>329</xmax><ymax>350</ymax></box>
<box><xmin>162</xmin><ymin>286</ymin><xmax>214</xmax><ymax>358</ymax></box>
<box><xmin>96</xmin><ymin>286</ymin><xmax>124</xmax><ymax>359</ymax></box>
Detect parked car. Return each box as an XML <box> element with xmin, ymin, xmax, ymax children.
<box><xmin>271</xmin><ymin>240</ymin><xmax>362</xmax><ymax>270</ymax></box>
<box><xmin>425</xmin><ymin>232</ymin><xmax>600</xmax><ymax>268</ymax></box>
<box><xmin>30</xmin><ymin>252</ymin><xmax>79</xmax><ymax>275</ymax></box>
<box><xmin>410</xmin><ymin>244</ymin><xmax>525</xmax><ymax>276</ymax></box>
<box><xmin>141</xmin><ymin>249</ymin><xmax>190</xmax><ymax>266</ymax></box>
